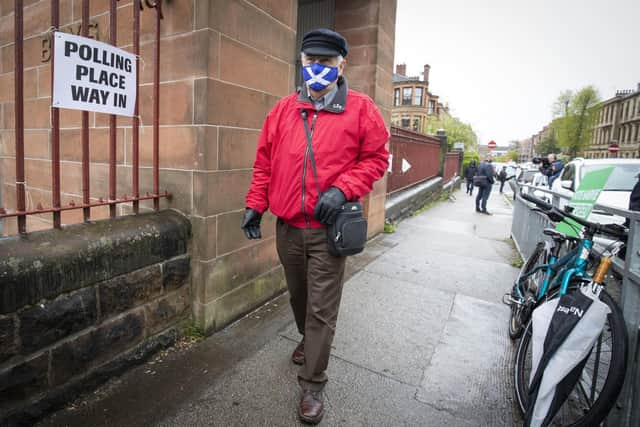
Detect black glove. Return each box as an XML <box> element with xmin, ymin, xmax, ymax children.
<box><xmin>313</xmin><ymin>187</ymin><xmax>346</xmax><ymax>225</ymax></box>
<box><xmin>240</xmin><ymin>208</ymin><xmax>262</xmax><ymax>239</ymax></box>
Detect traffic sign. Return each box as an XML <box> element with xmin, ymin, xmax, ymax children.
<box><xmin>488</xmin><ymin>140</ymin><xmax>497</xmax><ymax>150</ymax></box>
<box><xmin>608</xmin><ymin>143</ymin><xmax>619</xmax><ymax>154</ymax></box>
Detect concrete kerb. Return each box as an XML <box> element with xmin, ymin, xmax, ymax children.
<box><xmin>385</xmin><ymin>177</ymin><xmax>443</xmax><ymax>223</ymax></box>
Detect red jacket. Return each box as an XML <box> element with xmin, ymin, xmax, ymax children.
<box><xmin>246</xmin><ymin>78</ymin><xmax>390</xmax><ymax>229</ymax></box>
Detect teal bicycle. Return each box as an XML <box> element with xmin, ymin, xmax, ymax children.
<box><xmin>507</xmin><ymin>191</ymin><xmax>628</xmax><ymax>426</ymax></box>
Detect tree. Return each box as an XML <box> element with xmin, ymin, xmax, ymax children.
<box><xmin>494</xmin><ymin>150</ymin><xmax>518</xmax><ymax>163</ymax></box>
<box><xmin>506</xmin><ymin>149</ymin><xmax>518</xmax><ymax>162</ymax></box>
<box><xmin>552</xmin><ymin>90</ymin><xmax>573</xmax><ymax>118</ymax></box>
<box><xmin>552</xmin><ymin>86</ymin><xmax>601</xmax><ymax>158</ymax></box>
<box><xmin>535</xmin><ymin>128</ymin><xmax>559</xmax><ymax>156</ymax></box>
<box><xmin>426</xmin><ymin>116</ymin><xmax>478</xmax><ymax>153</ymax></box>
<box><xmin>462</xmin><ymin>151</ymin><xmax>480</xmax><ymax>170</ymax></box>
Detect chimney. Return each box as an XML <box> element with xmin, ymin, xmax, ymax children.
<box><xmin>395</xmin><ymin>63</ymin><xmax>406</xmax><ymax>76</ymax></box>
<box><xmin>637</xmin><ymin>82</ymin><xmax>640</xmax><ymax>92</ymax></box>
<box><xmin>423</xmin><ymin>64</ymin><xmax>431</xmax><ymax>84</ymax></box>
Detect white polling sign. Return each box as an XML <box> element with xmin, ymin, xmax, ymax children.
<box><xmin>52</xmin><ymin>32</ymin><xmax>136</xmax><ymax>117</ymax></box>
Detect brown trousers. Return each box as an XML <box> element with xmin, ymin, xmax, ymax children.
<box><xmin>275</xmin><ymin>219</ymin><xmax>347</xmax><ymax>391</ymax></box>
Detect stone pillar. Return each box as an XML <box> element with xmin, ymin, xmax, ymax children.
<box><xmin>189</xmin><ymin>0</ymin><xmax>297</xmax><ymax>333</ymax></box>
<box><xmin>436</xmin><ymin>129</ymin><xmax>448</xmax><ymax>176</ymax></box>
<box><xmin>335</xmin><ymin>0</ymin><xmax>397</xmax><ymax>237</ymax></box>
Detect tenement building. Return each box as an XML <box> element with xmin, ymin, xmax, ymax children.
<box><xmin>516</xmin><ymin>124</ymin><xmax>552</xmax><ymax>163</ymax></box>
<box><xmin>391</xmin><ymin>63</ymin><xmax>450</xmax><ymax>134</ymax></box>
<box><xmin>587</xmin><ymin>85</ymin><xmax>640</xmax><ymax>159</ymax></box>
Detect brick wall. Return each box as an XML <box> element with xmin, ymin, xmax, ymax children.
<box><xmin>0</xmin><ymin>210</ymin><xmax>191</xmax><ymax>425</ymax></box>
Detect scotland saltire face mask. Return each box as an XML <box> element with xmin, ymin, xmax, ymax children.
<box><xmin>302</xmin><ymin>63</ymin><xmax>339</xmax><ymax>91</ymax></box>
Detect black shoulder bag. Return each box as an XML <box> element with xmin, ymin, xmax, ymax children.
<box><xmin>301</xmin><ymin>109</ymin><xmax>367</xmax><ymax>257</ymax></box>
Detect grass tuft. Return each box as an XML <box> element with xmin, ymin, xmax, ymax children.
<box><xmin>504</xmin><ymin>237</ymin><xmax>524</xmax><ymax>268</ymax></box>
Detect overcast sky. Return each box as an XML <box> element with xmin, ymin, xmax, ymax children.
<box><xmin>394</xmin><ymin>0</ymin><xmax>640</xmax><ymax>146</ymax></box>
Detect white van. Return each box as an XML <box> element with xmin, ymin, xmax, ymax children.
<box><xmin>551</xmin><ymin>158</ymin><xmax>640</xmax><ymax>225</ymax></box>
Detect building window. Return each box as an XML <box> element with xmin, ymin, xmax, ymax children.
<box><xmin>402</xmin><ymin>88</ymin><xmax>412</xmax><ymax>105</ymax></box>
<box><xmin>394</xmin><ymin>89</ymin><xmax>400</xmax><ymax>107</ymax></box>
<box><xmin>412</xmin><ymin>116</ymin><xmax>422</xmax><ymax>132</ymax></box>
<box><xmin>391</xmin><ymin>116</ymin><xmax>399</xmax><ymax>126</ymax></box>
<box><xmin>428</xmin><ymin>100</ymin><xmax>435</xmax><ymax>115</ymax></box>
<box><xmin>413</xmin><ymin>87</ymin><xmax>423</xmax><ymax>106</ymax></box>
<box><xmin>401</xmin><ymin>115</ymin><xmax>410</xmax><ymax>128</ymax></box>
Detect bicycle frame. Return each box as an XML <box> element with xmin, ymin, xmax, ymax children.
<box><xmin>515</xmin><ymin>238</ymin><xmax>593</xmax><ymax>302</ymax></box>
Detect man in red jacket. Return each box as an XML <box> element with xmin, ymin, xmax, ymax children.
<box><xmin>242</xmin><ymin>28</ymin><xmax>389</xmax><ymax>424</ymax></box>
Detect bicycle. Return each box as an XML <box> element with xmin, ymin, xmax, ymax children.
<box><xmin>508</xmin><ymin>191</ymin><xmax>629</xmax><ymax>426</ymax></box>
<box><xmin>506</xmin><ymin>227</ymin><xmax>580</xmax><ymax>340</ymax></box>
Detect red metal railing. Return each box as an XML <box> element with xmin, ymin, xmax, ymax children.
<box><xmin>387</xmin><ymin>126</ymin><xmax>442</xmax><ymax>194</ymax></box>
<box><xmin>0</xmin><ymin>0</ymin><xmax>169</xmax><ymax>234</ymax></box>
<box><xmin>443</xmin><ymin>152</ymin><xmax>462</xmax><ymax>182</ymax></box>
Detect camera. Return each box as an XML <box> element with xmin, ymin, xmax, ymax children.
<box><xmin>532</xmin><ymin>156</ymin><xmax>550</xmax><ymax>168</ymax></box>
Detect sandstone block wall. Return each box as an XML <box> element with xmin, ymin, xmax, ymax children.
<box><xmin>0</xmin><ymin>0</ymin><xmax>397</xmax><ymax>335</ymax></box>
<box><xmin>0</xmin><ymin>210</ymin><xmax>191</xmax><ymax>425</ymax></box>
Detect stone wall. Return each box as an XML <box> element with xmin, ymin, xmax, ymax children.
<box><xmin>0</xmin><ymin>210</ymin><xmax>191</xmax><ymax>425</ymax></box>
<box><xmin>0</xmin><ymin>0</ymin><xmax>397</xmax><ymax>335</ymax></box>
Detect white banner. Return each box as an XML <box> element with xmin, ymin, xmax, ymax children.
<box><xmin>52</xmin><ymin>32</ymin><xmax>137</xmax><ymax>117</ymax></box>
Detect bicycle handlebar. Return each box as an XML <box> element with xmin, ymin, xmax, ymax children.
<box><xmin>520</xmin><ymin>191</ymin><xmax>553</xmax><ymax>211</ymax></box>
<box><xmin>519</xmin><ymin>190</ymin><xmax>628</xmax><ymax>240</ymax></box>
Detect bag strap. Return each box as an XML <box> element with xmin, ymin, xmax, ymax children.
<box><xmin>301</xmin><ymin>109</ymin><xmax>322</xmax><ymax>197</ymax></box>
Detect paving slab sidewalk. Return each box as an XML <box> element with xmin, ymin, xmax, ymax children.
<box><xmin>39</xmin><ymin>184</ymin><xmax>522</xmax><ymax>427</ymax></box>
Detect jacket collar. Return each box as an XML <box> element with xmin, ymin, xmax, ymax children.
<box><xmin>297</xmin><ymin>76</ymin><xmax>347</xmax><ymax>114</ymax></box>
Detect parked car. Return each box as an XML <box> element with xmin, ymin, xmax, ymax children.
<box><xmin>550</xmin><ymin>158</ymin><xmax>640</xmax><ymax>225</ymax></box>
<box><xmin>520</xmin><ymin>172</ymin><xmax>550</xmax><ymax>201</ymax></box>
<box><xmin>517</xmin><ymin>168</ymin><xmax>539</xmax><ymax>184</ymax></box>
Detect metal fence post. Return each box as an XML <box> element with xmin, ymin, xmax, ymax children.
<box><xmin>609</xmin><ymin>212</ymin><xmax>640</xmax><ymax>426</ymax></box>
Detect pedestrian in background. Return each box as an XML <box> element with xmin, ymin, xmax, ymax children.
<box><xmin>497</xmin><ymin>166</ymin><xmax>515</xmax><ymax>194</ymax></box>
<box><xmin>497</xmin><ymin>166</ymin><xmax>508</xmax><ymax>193</ymax></box>
<box><xmin>474</xmin><ymin>155</ymin><xmax>494</xmax><ymax>215</ymax></box>
<box><xmin>464</xmin><ymin>159</ymin><xmax>477</xmax><ymax>195</ymax></box>
<box><xmin>241</xmin><ymin>28</ymin><xmax>389</xmax><ymax>424</ymax></box>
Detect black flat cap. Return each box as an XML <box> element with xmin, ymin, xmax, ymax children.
<box><xmin>301</xmin><ymin>28</ymin><xmax>348</xmax><ymax>57</ymax></box>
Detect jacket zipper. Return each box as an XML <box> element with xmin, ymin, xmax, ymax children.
<box><xmin>301</xmin><ymin>111</ymin><xmax>318</xmax><ymax>228</ymax></box>
<box><xmin>302</xmin><ymin>145</ymin><xmax>310</xmax><ymax>227</ymax></box>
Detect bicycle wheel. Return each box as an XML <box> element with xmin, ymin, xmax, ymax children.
<box><xmin>514</xmin><ymin>288</ymin><xmax>628</xmax><ymax>426</ymax></box>
<box><xmin>509</xmin><ymin>242</ymin><xmax>546</xmax><ymax>340</ymax></box>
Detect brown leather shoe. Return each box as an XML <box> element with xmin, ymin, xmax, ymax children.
<box><xmin>299</xmin><ymin>390</ymin><xmax>324</xmax><ymax>424</ymax></box>
<box><xmin>291</xmin><ymin>339</ymin><xmax>305</xmax><ymax>365</ymax></box>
